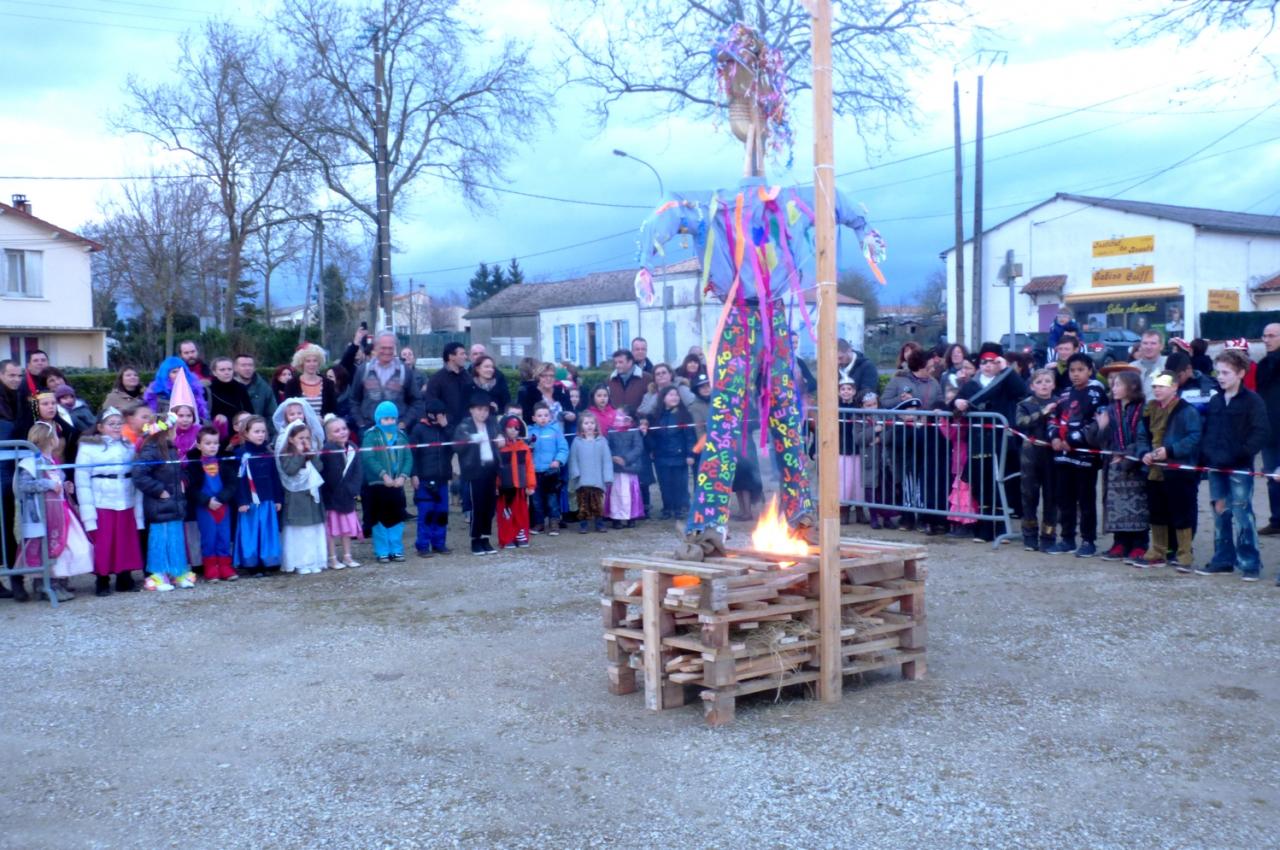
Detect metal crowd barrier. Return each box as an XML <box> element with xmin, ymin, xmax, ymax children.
<box><xmin>0</xmin><ymin>440</ymin><xmax>56</xmax><ymax>607</ymax></box>
<box><xmin>827</xmin><ymin>408</ymin><xmax>1017</xmax><ymax>549</ymax></box>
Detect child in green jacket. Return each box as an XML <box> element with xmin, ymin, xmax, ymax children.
<box><xmin>362</xmin><ymin>401</ymin><xmax>413</xmax><ymax>563</ymax></box>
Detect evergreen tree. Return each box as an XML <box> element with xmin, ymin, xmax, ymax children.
<box><xmin>321</xmin><ymin>263</ymin><xmax>348</xmax><ymax>337</ymax></box>
<box><xmin>466</xmin><ymin>262</ymin><xmax>492</xmax><ymax>307</ymax></box>
<box><xmin>506</xmin><ymin>257</ymin><xmax>524</xmax><ymax>286</ymax></box>
<box><xmin>235</xmin><ymin>280</ymin><xmax>263</xmax><ymax>326</ymax></box>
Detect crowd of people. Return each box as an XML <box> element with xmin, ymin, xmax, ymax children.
<box><xmin>2</xmin><ymin>320</ymin><xmax>1278</xmax><ymax>603</ymax></box>
<box><xmin>0</xmin><ymin>331</ymin><xmax>715</xmax><ymax>601</ymax></box>
<box><xmin>835</xmin><ymin>324</ymin><xmax>1280</xmax><ymax>585</ymax></box>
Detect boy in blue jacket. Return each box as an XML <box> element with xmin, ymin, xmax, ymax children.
<box><xmin>527</xmin><ymin>402</ymin><xmax>569</xmax><ymax>535</ymax></box>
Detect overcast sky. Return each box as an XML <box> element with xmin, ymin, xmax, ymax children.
<box><xmin>3</xmin><ymin>0</ymin><xmax>1279</xmax><ymax>311</ymax></box>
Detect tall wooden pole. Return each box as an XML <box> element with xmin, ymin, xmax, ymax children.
<box><xmin>952</xmin><ymin>79</ymin><xmax>965</xmax><ymax>347</ymax></box>
<box><xmin>810</xmin><ymin>0</ymin><xmax>841</xmax><ymax>705</ymax></box>
<box><xmin>971</xmin><ymin>74</ymin><xmax>985</xmax><ymax>345</ymax></box>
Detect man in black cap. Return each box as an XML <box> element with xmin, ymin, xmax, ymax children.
<box><xmin>454</xmin><ymin>390</ymin><xmax>503</xmax><ymax>555</ymax></box>
<box><xmin>951</xmin><ymin>342</ymin><xmax>1027</xmax><ymax>542</ymax></box>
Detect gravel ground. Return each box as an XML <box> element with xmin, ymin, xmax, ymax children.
<box><xmin>3</xmin><ymin>485</ymin><xmax>1279</xmax><ymax>850</ymax></box>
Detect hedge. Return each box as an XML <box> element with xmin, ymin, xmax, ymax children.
<box><xmin>63</xmin><ymin>365</ymin><xmax>885</xmax><ymax>416</ymax></box>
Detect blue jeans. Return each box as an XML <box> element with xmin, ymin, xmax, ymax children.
<box><xmin>1207</xmin><ymin>471</ymin><xmax>1260</xmax><ymax>573</ymax></box>
<box><xmin>414</xmin><ymin>481</ymin><xmax>449</xmax><ymax>553</ymax></box>
<box><xmin>1262</xmin><ymin>441</ymin><xmax>1280</xmax><ymax>527</ymax></box>
<box><xmin>530</xmin><ymin>470</ymin><xmax>562</xmax><ymax>526</ymax></box>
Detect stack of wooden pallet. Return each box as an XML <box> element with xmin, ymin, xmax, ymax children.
<box><xmin>601</xmin><ymin>537</ymin><xmax>926</xmax><ymax>726</ymax></box>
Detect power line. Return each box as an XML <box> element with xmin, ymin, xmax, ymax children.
<box><xmin>0</xmin><ymin>0</ymin><xmax>207</xmax><ymax>25</ymax></box>
<box><xmin>1031</xmin><ymin>100</ymin><xmax>1280</xmax><ymax>226</ymax></box>
<box><xmin>396</xmin><ymin>230</ymin><xmax>636</xmax><ymax>276</ymax></box>
<box><xmin>0</xmin><ymin>8</ymin><xmax>187</xmax><ymax>33</ymax></box>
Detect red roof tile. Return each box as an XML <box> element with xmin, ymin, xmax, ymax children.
<box><xmin>1021</xmin><ymin>274</ymin><xmax>1066</xmax><ymax>295</ymax></box>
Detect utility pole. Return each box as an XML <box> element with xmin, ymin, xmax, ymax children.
<box><xmin>811</xmin><ymin>0</ymin><xmax>841</xmax><ymax>706</ymax></box>
<box><xmin>971</xmin><ymin>73</ymin><xmax>985</xmax><ymax>346</ymax></box>
<box><xmin>952</xmin><ymin>79</ymin><xmax>965</xmax><ymax>347</ymax></box>
<box><xmin>371</xmin><ymin>23</ymin><xmax>393</xmax><ymax>330</ymax></box>
<box><xmin>408</xmin><ymin>277</ymin><xmax>416</xmax><ymax>339</ymax></box>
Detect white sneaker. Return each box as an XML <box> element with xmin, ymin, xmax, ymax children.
<box><xmin>342</xmin><ymin>556</ymin><xmax>361</xmax><ymax>568</ymax></box>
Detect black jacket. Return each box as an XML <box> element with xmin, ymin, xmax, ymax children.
<box><xmin>183</xmin><ymin>450</ymin><xmax>238</xmax><ymax>521</ymax></box>
<box><xmin>1257</xmin><ymin>349</ymin><xmax>1280</xmax><ymax>426</ymax></box>
<box><xmin>134</xmin><ymin>440</ymin><xmax>188</xmax><ymax>524</ymax></box>
<box><xmin>518</xmin><ymin>382</ymin><xmax>572</xmax><ymax>425</ymax></box>
<box><xmin>318</xmin><ymin>441</ymin><xmax>364</xmax><ymax>513</ymax></box>
<box><xmin>454</xmin><ymin>416</ymin><xmax>499</xmax><ymax>480</ymax></box>
<box><xmin>408</xmin><ymin>420</ymin><xmax>454</xmax><ymax>483</ymax></box>
<box><xmin>208</xmin><ymin>376</ymin><xmax>254</xmax><ymax>423</ymax></box>
<box><xmin>838</xmin><ymin>350</ymin><xmax>879</xmax><ymax>397</ymax></box>
<box><xmin>426</xmin><ymin>366</ymin><xmax>475</xmax><ymax>427</ymax></box>
<box><xmin>1200</xmin><ymin>387</ymin><xmax>1270</xmax><ymax>469</ymax></box>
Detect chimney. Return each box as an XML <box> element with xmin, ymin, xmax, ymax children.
<box><xmin>10</xmin><ymin>194</ymin><xmax>30</xmax><ymax>214</ymax></box>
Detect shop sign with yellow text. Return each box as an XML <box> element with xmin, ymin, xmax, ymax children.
<box><xmin>1092</xmin><ymin>235</ymin><xmax>1155</xmax><ymax>257</ymax></box>
<box><xmin>1092</xmin><ymin>265</ymin><xmax>1155</xmax><ymax>287</ymax></box>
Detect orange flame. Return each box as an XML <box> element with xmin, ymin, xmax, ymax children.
<box><xmin>750</xmin><ymin>497</ymin><xmax>810</xmax><ymax>557</ymax></box>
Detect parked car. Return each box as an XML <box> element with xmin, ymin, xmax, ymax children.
<box><xmin>1078</xmin><ymin>328</ymin><xmax>1141</xmax><ymax>366</ymax></box>
<box><xmin>998</xmin><ymin>332</ymin><xmax>1049</xmax><ymax>368</ymax></box>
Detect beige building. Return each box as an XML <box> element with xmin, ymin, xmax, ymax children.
<box><xmin>0</xmin><ymin>195</ymin><xmax>107</xmax><ymax>368</ymax></box>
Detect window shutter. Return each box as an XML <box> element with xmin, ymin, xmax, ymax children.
<box><xmin>568</xmin><ymin>324</ymin><xmax>578</xmax><ymax>362</ymax></box>
<box><xmin>578</xmin><ymin>323</ymin><xmax>587</xmax><ymax>366</ymax></box>
<box><xmin>553</xmin><ymin>325</ymin><xmax>563</xmax><ymax>361</ymax></box>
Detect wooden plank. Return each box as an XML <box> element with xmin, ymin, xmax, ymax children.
<box><xmin>842</xmin><ymin>650</ymin><xmax>925</xmax><ymax>677</ymax></box>
<box><xmin>697</xmin><ymin>600</ymin><xmax>817</xmax><ymax>625</ymax></box>
<box><xmin>842</xmin><ymin>559</ymin><xmax>907</xmax><ymax>585</ymax></box>
<box><xmin>601</xmin><ymin>555</ymin><xmax>749</xmax><ymax>578</ymax></box>
<box><xmin>707</xmin><ymin>669</ymin><xmax>822</xmax><ymax>700</ymax></box>
<box><xmin>641</xmin><ymin>570</ymin><xmax>665</xmax><ymax>711</ymax></box>
<box><xmin>840</xmin><ymin>635</ymin><xmax>902</xmax><ymax>657</ymax></box>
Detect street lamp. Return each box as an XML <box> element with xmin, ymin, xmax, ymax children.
<box><xmin>613</xmin><ymin>148</ymin><xmax>670</xmax><ymax>360</ymax></box>
<box><xmin>612</xmin><ymin>149</ymin><xmax>665</xmax><ymax>199</ymax></box>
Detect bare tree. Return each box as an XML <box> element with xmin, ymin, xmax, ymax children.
<box><xmin>118</xmin><ymin>20</ymin><xmax>313</xmax><ymax>331</ymax></box>
<box><xmin>246</xmin><ymin>216</ymin><xmax>308</xmax><ymax>327</ymax></box>
<box><xmin>557</xmin><ymin>0</ymin><xmax>968</xmax><ymax>141</ymax></box>
<box><xmin>919</xmin><ymin>265</ymin><xmax>946</xmax><ymax>319</ymax></box>
<box><xmin>95</xmin><ymin>176</ymin><xmax>218</xmax><ymax>356</ymax></box>
<box><xmin>429</xmin><ymin>289</ymin><xmax>467</xmax><ymax>332</ymax></box>
<box><xmin>1128</xmin><ymin>1</ymin><xmax>1279</xmax><ymax>43</ymax></box>
<box><xmin>253</xmin><ymin>0</ymin><xmax>550</xmax><ymax>319</ymax></box>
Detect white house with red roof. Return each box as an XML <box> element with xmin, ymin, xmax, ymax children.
<box><xmin>0</xmin><ymin>194</ymin><xmax>107</xmax><ymax>368</ymax></box>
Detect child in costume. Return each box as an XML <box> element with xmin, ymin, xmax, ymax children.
<box><xmin>17</xmin><ymin>422</ymin><xmax>93</xmax><ymax>602</ymax></box>
<box><xmin>569</xmin><ymin>410</ymin><xmax>613</xmax><ymax>533</ymax></box>
<box><xmin>185</xmin><ymin>425</ymin><xmax>238</xmax><ymax>582</ymax></box>
<box><xmin>409</xmin><ymin>400</ymin><xmax>453</xmax><ymax>557</ymax></box>
<box><xmin>1087</xmin><ymin>369</ymin><xmax>1150</xmax><ymax>564</ymax></box>
<box><xmin>319</xmin><ymin>414</ymin><xmax>363</xmax><ymax>568</ymax></box>
<box><xmin>273</xmin><ymin>397</ymin><xmax>325</xmax><ymax>451</ymax></box>
<box><xmin>1136</xmin><ymin>372</ymin><xmax>1203</xmax><ymax>569</ymax></box>
<box><xmin>604</xmin><ymin>408</ymin><xmax>645</xmax><ymax>529</ymax></box>
<box><xmin>167</xmin><ymin>368</ymin><xmax>203</xmax><ymax>575</ymax></box>
<box><xmin>1014</xmin><ymin>369</ymin><xmax>1060</xmax><ymax>552</ymax></box>
<box><xmin>133</xmin><ymin>415</ymin><xmax>196</xmax><ymax>591</ymax></box>
<box><xmin>362</xmin><ymin>400</ymin><xmax>412</xmax><ymax>563</ymax></box>
<box><xmin>277</xmin><ymin>420</ymin><xmax>329</xmax><ymax>575</ymax></box>
<box><xmin>1046</xmin><ymin>352</ymin><xmax>1108</xmax><ymax>557</ymax></box>
<box><xmin>233</xmin><ymin>416</ymin><xmax>282</xmax><ymax>577</ymax></box>
<box><xmin>144</xmin><ymin>355</ymin><xmax>209</xmax><ymax>421</ymax></box>
<box><xmin>454</xmin><ymin>391</ymin><xmax>501</xmax><ymax>556</ymax></box>
<box><xmin>74</xmin><ymin>408</ymin><xmax>145</xmax><ymax>595</ymax></box>
<box><xmin>496</xmin><ymin>414</ymin><xmax>535</xmax><ymax>548</ymax></box>
<box><xmin>54</xmin><ymin>384</ymin><xmax>96</xmax><ymax>434</ymax></box>
<box><xmin>836</xmin><ymin>379</ymin><xmax>860</xmax><ymax>524</ymax></box>
<box><xmin>645</xmin><ymin>387</ymin><xmax>696</xmax><ymax>520</ymax></box>
<box><xmin>527</xmin><ymin>402</ymin><xmax>568</xmax><ymax>535</ymax></box>
<box><xmin>586</xmin><ymin>385</ymin><xmax>617</xmax><ymax>435</ymax></box>
<box><xmin>121</xmin><ymin>402</ymin><xmax>154</xmax><ymax>449</ymax></box>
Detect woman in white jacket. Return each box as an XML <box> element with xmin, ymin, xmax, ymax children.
<box><xmin>74</xmin><ymin>408</ymin><xmax>145</xmax><ymax>595</ymax></box>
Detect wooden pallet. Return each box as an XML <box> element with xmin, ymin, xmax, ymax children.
<box><xmin>601</xmin><ymin>537</ymin><xmax>927</xmax><ymax>725</ymax></box>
